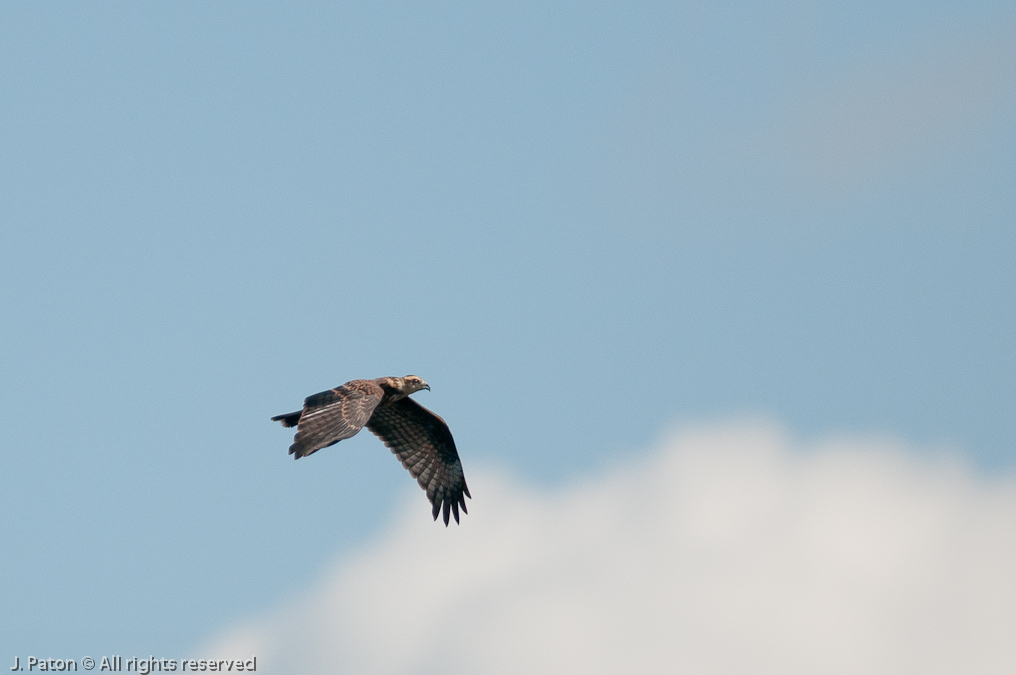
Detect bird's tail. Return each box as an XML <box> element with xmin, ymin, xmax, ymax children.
<box><xmin>271</xmin><ymin>411</ymin><xmax>302</xmax><ymax>427</ymax></box>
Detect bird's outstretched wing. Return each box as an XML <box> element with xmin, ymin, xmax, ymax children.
<box><xmin>278</xmin><ymin>380</ymin><xmax>386</xmax><ymax>459</ymax></box>
<box><xmin>366</xmin><ymin>397</ymin><xmax>471</xmax><ymax>525</ymax></box>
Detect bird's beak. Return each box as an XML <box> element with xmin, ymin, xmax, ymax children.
<box><xmin>424</xmin><ymin>384</ymin><xmax>431</xmax><ymax>391</ymax></box>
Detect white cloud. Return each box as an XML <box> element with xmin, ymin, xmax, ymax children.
<box><xmin>203</xmin><ymin>423</ymin><xmax>1016</xmax><ymax>674</ymax></box>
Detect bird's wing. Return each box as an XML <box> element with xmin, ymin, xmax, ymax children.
<box><xmin>288</xmin><ymin>380</ymin><xmax>385</xmax><ymax>458</ymax></box>
<box><xmin>366</xmin><ymin>397</ymin><xmax>470</xmax><ymax>525</ymax></box>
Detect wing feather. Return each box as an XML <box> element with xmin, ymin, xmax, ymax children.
<box><xmin>366</xmin><ymin>397</ymin><xmax>470</xmax><ymax>525</ymax></box>
<box><xmin>286</xmin><ymin>380</ymin><xmax>385</xmax><ymax>458</ymax></box>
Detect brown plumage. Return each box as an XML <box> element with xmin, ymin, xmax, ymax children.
<box><xmin>271</xmin><ymin>376</ymin><xmax>470</xmax><ymax>525</ymax></box>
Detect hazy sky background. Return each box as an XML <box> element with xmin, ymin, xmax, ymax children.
<box><xmin>1</xmin><ymin>0</ymin><xmax>1014</xmax><ymax>669</ymax></box>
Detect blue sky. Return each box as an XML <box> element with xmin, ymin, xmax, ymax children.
<box><xmin>1</xmin><ymin>0</ymin><xmax>1014</xmax><ymax>665</ymax></box>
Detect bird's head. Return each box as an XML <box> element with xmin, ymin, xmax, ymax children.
<box><xmin>401</xmin><ymin>375</ymin><xmax>431</xmax><ymax>393</ymax></box>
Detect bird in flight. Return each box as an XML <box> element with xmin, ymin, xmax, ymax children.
<box><xmin>272</xmin><ymin>376</ymin><xmax>470</xmax><ymax>525</ymax></box>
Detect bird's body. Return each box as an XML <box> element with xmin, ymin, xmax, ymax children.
<box><xmin>272</xmin><ymin>376</ymin><xmax>470</xmax><ymax>525</ymax></box>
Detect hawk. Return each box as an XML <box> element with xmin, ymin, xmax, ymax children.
<box><xmin>272</xmin><ymin>376</ymin><xmax>470</xmax><ymax>525</ymax></box>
